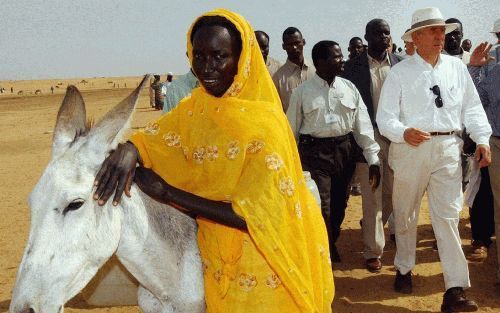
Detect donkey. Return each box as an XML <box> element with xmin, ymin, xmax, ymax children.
<box><xmin>9</xmin><ymin>75</ymin><xmax>205</xmax><ymax>313</ymax></box>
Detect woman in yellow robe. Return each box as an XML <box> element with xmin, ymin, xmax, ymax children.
<box><xmin>95</xmin><ymin>9</ymin><xmax>334</xmax><ymax>312</ymax></box>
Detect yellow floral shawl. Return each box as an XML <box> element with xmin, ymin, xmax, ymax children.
<box><xmin>131</xmin><ymin>9</ymin><xmax>334</xmax><ymax>312</ymax></box>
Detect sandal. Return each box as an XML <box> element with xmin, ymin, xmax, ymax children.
<box><xmin>467</xmin><ymin>242</ymin><xmax>488</xmax><ymax>262</ymax></box>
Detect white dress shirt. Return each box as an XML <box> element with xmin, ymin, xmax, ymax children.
<box><xmin>376</xmin><ymin>53</ymin><xmax>491</xmax><ymax>145</ymax></box>
<box><xmin>287</xmin><ymin>74</ymin><xmax>380</xmax><ymax>165</ymax></box>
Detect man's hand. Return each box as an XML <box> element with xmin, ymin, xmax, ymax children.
<box><xmin>475</xmin><ymin>144</ymin><xmax>491</xmax><ymax>168</ymax></box>
<box><xmin>403</xmin><ymin>128</ymin><xmax>431</xmax><ymax>146</ymax></box>
<box><xmin>368</xmin><ymin>164</ymin><xmax>381</xmax><ymax>192</ymax></box>
<box><xmin>469</xmin><ymin>42</ymin><xmax>495</xmax><ymax>67</ymax></box>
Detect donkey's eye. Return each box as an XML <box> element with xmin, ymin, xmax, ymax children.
<box><xmin>63</xmin><ymin>199</ymin><xmax>85</xmax><ymax>215</ymax></box>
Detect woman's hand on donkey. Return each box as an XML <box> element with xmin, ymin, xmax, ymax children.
<box><xmin>94</xmin><ymin>142</ymin><xmax>139</xmax><ymax>206</ymax></box>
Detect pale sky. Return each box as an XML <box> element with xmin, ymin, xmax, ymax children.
<box><xmin>1</xmin><ymin>0</ymin><xmax>498</xmax><ymax>80</ymax></box>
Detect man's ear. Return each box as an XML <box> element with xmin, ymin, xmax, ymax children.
<box><xmin>364</xmin><ymin>33</ymin><xmax>368</xmax><ymax>42</ymax></box>
<box><xmin>303</xmin><ymin>38</ymin><xmax>306</xmax><ymax>46</ymax></box>
<box><xmin>282</xmin><ymin>43</ymin><xmax>286</xmax><ymax>50</ymax></box>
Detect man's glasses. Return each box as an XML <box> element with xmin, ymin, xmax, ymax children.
<box><xmin>430</xmin><ymin>85</ymin><xmax>443</xmax><ymax>108</ymax></box>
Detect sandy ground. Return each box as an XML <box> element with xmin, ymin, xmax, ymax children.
<box><xmin>0</xmin><ymin>77</ymin><xmax>498</xmax><ymax>313</ymax></box>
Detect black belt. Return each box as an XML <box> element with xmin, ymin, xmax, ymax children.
<box><xmin>429</xmin><ymin>131</ymin><xmax>454</xmax><ymax>136</ymax></box>
<box><xmin>299</xmin><ymin>133</ymin><xmax>352</xmax><ymax>144</ymax></box>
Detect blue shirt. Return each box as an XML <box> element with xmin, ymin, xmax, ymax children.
<box><xmin>468</xmin><ymin>46</ymin><xmax>500</xmax><ymax>137</ymax></box>
<box><xmin>162</xmin><ymin>71</ymin><xmax>199</xmax><ymax>114</ymax></box>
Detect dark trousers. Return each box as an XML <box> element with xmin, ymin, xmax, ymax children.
<box><xmin>298</xmin><ymin>134</ymin><xmax>356</xmax><ymax>253</ymax></box>
<box><xmin>469</xmin><ymin>167</ymin><xmax>494</xmax><ymax>246</ymax></box>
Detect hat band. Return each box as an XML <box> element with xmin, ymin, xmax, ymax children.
<box><xmin>411</xmin><ymin>18</ymin><xmax>445</xmax><ymax>30</ymax></box>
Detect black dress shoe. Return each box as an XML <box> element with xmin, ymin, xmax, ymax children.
<box><xmin>366</xmin><ymin>258</ymin><xmax>382</xmax><ymax>273</ymax></box>
<box><xmin>441</xmin><ymin>287</ymin><xmax>478</xmax><ymax>312</ymax></box>
<box><xmin>394</xmin><ymin>270</ymin><xmax>412</xmax><ymax>294</ymax></box>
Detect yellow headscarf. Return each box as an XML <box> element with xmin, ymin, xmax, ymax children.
<box><xmin>131</xmin><ymin>9</ymin><xmax>333</xmax><ymax>312</ymax></box>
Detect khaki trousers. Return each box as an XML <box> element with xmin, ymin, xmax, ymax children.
<box><xmin>358</xmin><ymin>130</ymin><xmax>394</xmax><ymax>259</ymax></box>
<box><xmin>390</xmin><ymin>135</ymin><xmax>470</xmax><ymax>290</ymax></box>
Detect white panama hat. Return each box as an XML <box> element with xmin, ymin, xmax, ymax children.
<box><xmin>491</xmin><ymin>18</ymin><xmax>500</xmax><ymax>33</ymax></box>
<box><xmin>401</xmin><ymin>7</ymin><xmax>459</xmax><ymax>42</ymax></box>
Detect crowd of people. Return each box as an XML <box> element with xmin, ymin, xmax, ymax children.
<box><xmin>94</xmin><ymin>6</ymin><xmax>499</xmax><ymax>313</ymax></box>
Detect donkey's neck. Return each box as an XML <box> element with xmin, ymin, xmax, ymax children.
<box><xmin>115</xmin><ymin>187</ymin><xmax>198</xmax><ymax>302</ymax></box>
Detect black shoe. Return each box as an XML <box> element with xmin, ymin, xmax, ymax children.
<box><xmin>394</xmin><ymin>270</ymin><xmax>412</xmax><ymax>294</ymax></box>
<box><xmin>330</xmin><ymin>245</ymin><xmax>341</xmax><ymax>263</ymax></box>
<box><xmin>441</xmin><ymin>287</ymin><xmax>478</xmax><ymax>312</ymax></box>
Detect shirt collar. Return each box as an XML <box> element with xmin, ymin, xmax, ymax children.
<box><xmin>312</xmin><ymin>73</ymin><xmax>336</xmax><ymax>88</ymax></box>
<box><xmin>413</xmin><ymin>51</ymin><xmax>443</xmax><ymax>68</ymax></box>
<box><xmin>285</xmin><ymin>58</ymin><xmax>309</xmax><ymax>70</ymax></box>
<box><xmin>442</xmin><ymin>48</ymin><xmax>466</xmax><ymax>58</ymax></box>
<box><xmin>367</xmin><ymin>52</ymin><xmax>391</xmax><ymax>66</ymax></box>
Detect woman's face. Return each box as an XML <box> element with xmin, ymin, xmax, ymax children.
<box><xmin>192</xmin><ymin>25</ymin><xmax>240</xmax><ymax>97</ymax></box>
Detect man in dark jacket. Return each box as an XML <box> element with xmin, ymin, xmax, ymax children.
<box><xmin>342</xmin><ymin>18</ymin><xmax>403</xmax><ymax>273</ymax></box>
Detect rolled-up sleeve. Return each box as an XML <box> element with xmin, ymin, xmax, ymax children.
<box><xmin>376</xmin><ymin>71</ymin><xmax>408</xmax><ymax>143</ymax></box>
<box><xmin>461</xmin><ymin>65</ymin><xmax>492</xmax><ymax>146</ymax></box>
<box><xmin>352</xmin><ymin>88</ymin><xmax>380</xmax><ymax>165</ymax></box>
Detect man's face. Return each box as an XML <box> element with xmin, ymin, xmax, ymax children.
<box><xmin>404</xmin><ymin>41</ymin><xmax>415</xmax><ymax>55</ymax></box>
<box><xmin>461</xmin><ymin>39</ymin><xmax>472</xmax><ymax>52</ymax></box>
<box><xmin>316</xmin><ymin>45</ymin><xmax>345</xmax><ymax>80</ymax></box>
<box><xmin>365</xmin><ymin>21</ymin><xmax>391</xmax><ymax>52</ymax></box>
<box><xmin>282</xmin><ymin>32</ymin><xmax>305</xmax><ymax>61</ymax></box>
<box><xmin>412</xmin><ymin>26</ymin><xmax>446</xmax><ymax>56</ymax></box>
<box><xmin>255</xmin><ymin>32</ymin><xmax>269</xmax><ymax>62</ymax></box>
<box><xmin>444</xmin><ymin>24</ymin><xmax>463</xmax><ymax>54</ymax></box>
<box><xmin>348</xmin><ymin>39</ymin><xmax>364</xmax><ymax>58</ymax></box>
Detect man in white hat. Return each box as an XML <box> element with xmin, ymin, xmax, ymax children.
<box><xmin>401</xmin><ymin>29</ymin><xmax>416</xmax><ymax>59</ymax></box>
<box><xmin>377</xmin><ymin>7</ymin><xmax>492</xmax><ymax>312</ymax></box>
<box><xmin>162</xmin><ymin>69</ymin><xmax>198</xmax><ymax>114</ymax></box>
<box><xmin>161</xmin><ymin>72</ymin><xmax>174</xmax><ymax>96</ymax></box>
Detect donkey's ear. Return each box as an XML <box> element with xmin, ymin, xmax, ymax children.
<box><xmin>85</xmin><ymin>75</ymin><xmax>150</xmax><ymax>158</ymax></box>
<box><xmin>52</xmin><ymin>86</ymin><xmax>87</xmax><ymax>158</ymax></box>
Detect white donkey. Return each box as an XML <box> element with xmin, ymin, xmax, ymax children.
<box><xmin>9</xmin><ymin>76</ymin><xmax>205</xmax><ymax>313</ymax></box>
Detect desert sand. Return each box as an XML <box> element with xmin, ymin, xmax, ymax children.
<box><xmin>0</xmin><ymin>76</ymin><xmax>498</xmax><ymax>313</ymax></box>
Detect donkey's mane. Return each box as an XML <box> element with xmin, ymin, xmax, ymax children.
<box><xmin>138</xmin><ymin>190</ymin><xmax>196</xmax><ymax>251</ymax></box>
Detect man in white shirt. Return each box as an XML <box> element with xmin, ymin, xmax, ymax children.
<box><xmin>287</xmin><ymin>40</ymin><xmax>380</xmax><ymax>262</ymax></box>
<box><xmin>376</xmin><ymin>8</ymin><xmax>491</xmax><ymax>312</ymax></box>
